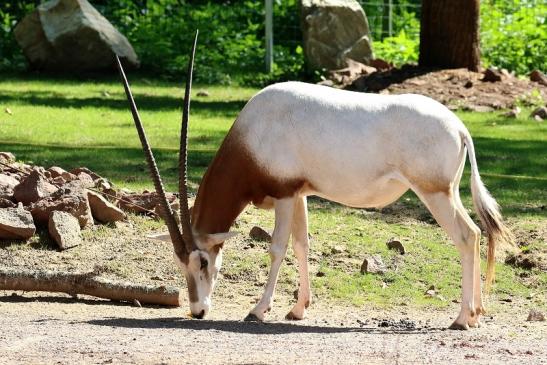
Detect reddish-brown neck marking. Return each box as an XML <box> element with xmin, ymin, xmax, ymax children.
<box><xmin>191</xmin><ymin>129</ymin><xmax>306</xmax><ymax>235</ymax></box>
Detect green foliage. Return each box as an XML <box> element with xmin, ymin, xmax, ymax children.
<box><xmin>0</xmin><ymin>0</ymin><xmax>544</xmax><ymax>78</ymax></box>
<box><xmin>373</xmin><ymin>30</ymin><xmax>419</xmax><ymax>66</ymax></box>
<box><xmin>481</xmin><ymin>0</ymin><xmax>546</xmax><ymax>74</ymax></box>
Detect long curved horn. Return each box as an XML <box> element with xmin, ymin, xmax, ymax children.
<box><xmin>179</xmin><ymin>30</ymin><xmax>198</xmax><ymax>252</ymax></box>
<box><xmin>115</xmin><ymin>56</ymin><xmax>187</xmax><ymax>259</ymax></box>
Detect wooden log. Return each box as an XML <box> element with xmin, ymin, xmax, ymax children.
<box><xmin>0</xmin><ymin>268</ymin><xmax>181</xmax><ymax>307</ymax></box>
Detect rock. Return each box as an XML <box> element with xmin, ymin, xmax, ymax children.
<box><xmin>331</xmin><ymin>245</ymin><xmax>345</xmax><ymax>254</ymax></box>
<box><xmin>0</xmin><ymin>152</ymin><xmax>16</xmax><ymax>164</ymax></box>
<box><xmin>31</xmin><ymin>182</ymin><xmax>93</xmax><ymax>228</ymax></box>
<box><xmin>76</xmin><ymin>172</ymin><xmax>95</xmax><ymax>188</ymax></box>
<box><xmin>0</xmin><ymin>205</ymin><xmax>36</xmax><ymax>240</ymax></box>
<box><xmin>534</xmin><ymin>115</ymin><xmax>544</xmax><ymax>122</ymax></box>
<box><xmin>117</xmin><ymin>192</ymin><xmax>176</xmax><ymax>214</ymax></box>
<box><xmin>526</xmin><ymin>309</ymin><xmax>545</xmax><ymax>322</ymax></box>
<box><xmin>369</xmin><ymin>58</ymin><xmax>392</xmax><ymax>71</ymax></box>
<box><xmin>529</xmin><ymin>70</ymin><xmax>547</xmax><ymax>86</ymax></box>
<box><xmin>13</xmin><ymin>170</ymin><xmax>58</xmax><ymax>205</ymax></box>
<box><xmin>94</xmin><ymin>178</ymin><xmax>112</xmax><ymax>191</ymax></box>
<box><xmin>47</xmin><ymin>166</ymin><xmax>72</xmax><ymax>180</ymax></box>
<box><xmin>14</xmin><ymin>0</ymin><xmax>139</xmax><ymax>72</ymax></box>
<box><xmin>0</xmin><ymin>173</ymin><xmax>20</xmax><ymax>197</ymax></box>
<box><xmin>70</xmin><ymin>167</ymin><xmax>102</xmax><ymax>181</ymax></box>
<box><xmin>197</xmin><ymin>90</ymin><xmax>210</xmax><ymax>97</ymax></box>
<box><xmin>249</xmin><ymin>226</ymin><xmax>271</xmax><ymax>242</ymax></box>
<box><xmin>531</xmin><ymin>106</ymin><xmax>547</xmax><ymax>120</ymax></box>
<box><xmin>87</xmin><ymin>191</ymin><xmax>126</xmax><ymax>223</ymax></box>
<box><xmin>48</xmin><ymin>210</ymin><xmax>81</xmax><ymax>250</ymax></box>
<box><xmin>386</xmin><ymin>239</ymin><xmax>406</xmax><ymax>254</ymax></box>
<box><xmin>360</xmin><ymin>254</ymin><xmax>386</xmax><ymax>274</ymax></box>
<box><xmin>301</xmin><ymin>0</ymin><xmax>373</xmax><ymax>70</ymax></box>
<box><xmin>4</xmin><ymin>108</ymin><xmax>13</xmax><ymax>115</ymax></box>
<box><xmin>51</xmin><ymin>176</ymin><xmax>66</xmax><ymax>185</ymax></box>
<box><xmin>328</xmin><ymin>58</ymin><xmax>377</xmax><ymax>85</ymax></box>
<box><xmin>482</xmin><ymin>68</ymin><xmax>503</xmax><ymax>82</ymax></box>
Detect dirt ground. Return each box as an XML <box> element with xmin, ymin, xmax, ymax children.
<box><xmin>1</xmin><ymin>208</ymin><xmax>545</xmax><ymax>364</ymax></box>
<box><xmin>1</xmin><ymin>290</ymin><xmax>545</xmax><ymax>365</ymax></box>
<box><xmin>339</xmin><ymin>65</ymin><xmax>547</xmax><ymax>112</ymax></box>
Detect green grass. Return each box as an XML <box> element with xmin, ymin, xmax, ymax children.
<box><xmin>1</xmin><ymin>74</ymin><xmax>545</xmax><ymax>310</ymax></box>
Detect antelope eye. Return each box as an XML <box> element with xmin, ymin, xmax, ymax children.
<box><xmin>200</xmin><ymin>256</ymin><xmax>208</xmax><ymax>270</ymax></box>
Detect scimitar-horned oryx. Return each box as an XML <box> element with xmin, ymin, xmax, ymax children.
<box><xmin>116</xmin><ymin>32</ymin><xmax>512</xmax><ymax>330</ymax></box>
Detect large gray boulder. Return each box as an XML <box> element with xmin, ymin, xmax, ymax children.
<box><xmin>14</xmin><ymin>0</ymin><xmax>139</xmax><ymax>72</ymax></box>
<box><xmin>301</xmin><ymin>0</ymin><xmax>373</xmax><ymax>70</ymax></box>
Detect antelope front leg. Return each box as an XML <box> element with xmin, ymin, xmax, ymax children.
<box><xmin>286</xmin><ymin>197</ymin><xmax>311</xmax><ymax>320</ymax></box>
<box><xmin>245</xmin><ymin>197</ymin><xmax>296</xmax><ymax>321</ymax></box>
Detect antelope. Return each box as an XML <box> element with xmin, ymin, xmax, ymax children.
<box><xmin>116</xmin><ymin>32</ymin><xmax>512</xmax><ymax>330</ymax></box>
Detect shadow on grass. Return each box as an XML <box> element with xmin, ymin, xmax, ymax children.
<box><xmin>0</xmin><ymin>90</ymin><xmax>247</xmax><ymax>115</ymax></box>
<box><xmin>85</xmin><ymin>316</ymin><xmax>438</xmax><ymax>335</ymax></box>
<box><xmin>0</xmin><ymin>142</ymin><xmax>217</xmax><ymax>190</ymax></box>
<box><xmin>1</xmin><ymin>135</ymin><xmax>544</xmax><ymax>217</ymax></box>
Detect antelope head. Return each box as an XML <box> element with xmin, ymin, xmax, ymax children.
<box><xmin>116</xmin><ymin>31</ymin><xmax>235</xmax><ymax>319</ymax></box>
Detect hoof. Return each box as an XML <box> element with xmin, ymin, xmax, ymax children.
<box><xmin>449</xmin><ymin>321</ymin><xmax>470</xmax><ymax>331</ymax></box>
<box><xmin>244</xmin><ymin>313</ymin><xmax>263</xmax><ymax>322</ymax></box>
<box><xmin>285</xmin><ymin>311</ymin><xmax>304</xmax><ymax>321</ymax></box>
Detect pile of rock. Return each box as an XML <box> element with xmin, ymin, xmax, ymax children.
<box><xmin>0</xmin><ymin>152</ymin><xmax>131</xmax><ymax>249</ymax></box>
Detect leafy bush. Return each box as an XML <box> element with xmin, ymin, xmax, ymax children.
<box><xmin>480</xmin><ymin>0</ymin><xmax>546</xmax><ymax>74</ymax></box>
<box><xmin>0</xmin><ymin>0</ymin><xmax>544</xmax><ymax>80</ymax></box>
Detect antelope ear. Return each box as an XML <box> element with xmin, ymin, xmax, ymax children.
<box><xmin>204</xmin><ymin>231</ymin><xmax>238</xmax><ymax>246</ymax></box>
<box><xmin>148</xmin><ymin>232</ymin><xmax>172</xmax><ymax>242</ymax></box>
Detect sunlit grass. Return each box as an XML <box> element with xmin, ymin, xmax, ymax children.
<box><xmin>1</xmin><ymin>74</ymin><xmax>545</xmax><ymax>309</ymax></box>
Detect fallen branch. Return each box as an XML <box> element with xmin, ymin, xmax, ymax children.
<box><xmin>0</xmin><ymin>268</ymin><xmax>181</xmax><ymax>307</ymax></box>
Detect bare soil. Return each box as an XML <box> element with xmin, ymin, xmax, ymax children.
<box><xmin>1</xmin><ymin>209</ymin><xmax>546</xmax><ymax>364</ymax></box>
<box><xmin>1</xmin><ymin>291</ymin><xmax>545</xmax><ymax>364</ymax></box>
<box><xmin>344</xmin><ymin>66</ymin><xmax>547</xmax><ymax>112</ymax></box>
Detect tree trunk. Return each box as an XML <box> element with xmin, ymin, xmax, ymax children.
<box><xmin>0</xmin><ymin>268</ymin><xmax>181</xmax><ymax>306</ymax></box>
<box><xmin>419</xmin><ymin>0</ymin><xmax>480</xmax><ymax>71</ymax></box>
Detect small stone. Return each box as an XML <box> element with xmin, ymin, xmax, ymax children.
<box><xmin>249</xmin><ymin>226</ymin><xmax>271</xmax><ymax>242</ymax></box>
<box><xmin>529</xmin><ymin>70</ymin><xmax>547</xmax><ymax>86</ymax></box>
<box><xmin>535</xmin><ymin>115</ymin><xmax>544</xmax><ymax>122</ymax></box>
<box><xmin>360</xmin><ymin>255</ymin><xmax>386</xmax><ymax>274</ymax></box>
<box><xmin>386</xmin><ymin>239</ymin><xmax>406</xmax><ymax>254</ymax></box>
<box><xmin>0</xmin><ymin>205</ymin><xmax>36</xmax><ymax>239</ymax></box>
<box><xmin>70</xmin><ymin>167</ymin><xmax>102</xmax><ymax>181</ymax></box>
<box><xmin>47</xmin><ymin>166</ymin><xmax>72</xmax><ymax>180</ymax></box>
<box><xmin>197</xmin><ymin>90</ymin><xmax>210</xmax><ymax>97</ymax></box>
<box><xmin>482</xmin><ymin>67</ymin><xmax>503</xmax><ymax>82</ymax></box>
<box><xmin>48</xmin><ymin>210</ymin><xmax>82</xmax><ymax>250</ymax></box>
<box><xmin>331</xmin><ymin>245</ymin><xmax>345</xmax><ymax>254</ymax></box>
<box><xmin>526</xmin><ymin>309</ymin><xmax>545</xmax><ymax>322</ymax></box>
<box><xmin>87</xmin><ymin>191</ymin><xmax>126</xmax><ymax>223</ymax></box>
<box><xmin>4</xmin><ymin>108</ymin><xmax>12</xmax><ymax>115</ymax></box>
<box><xmin>531</xmin><ymin>106</ymin><xmax>547</xmax><ymax>120</ymax></box>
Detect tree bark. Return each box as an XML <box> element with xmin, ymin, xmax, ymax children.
<box><xmin>419</xmin><ymin>0</ymin><xmax>480</xmax><ymax>71</ymax></box>
<box><xmin>0</xmin><ymin>268</ymin><xmax>181</xmax><ymax>307</ymax></box>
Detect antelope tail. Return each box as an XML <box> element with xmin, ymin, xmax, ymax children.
<box><xmin>462</xmin><ymin>133</ymin><xmax>513</xmax><ymax>291</ymax></box>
